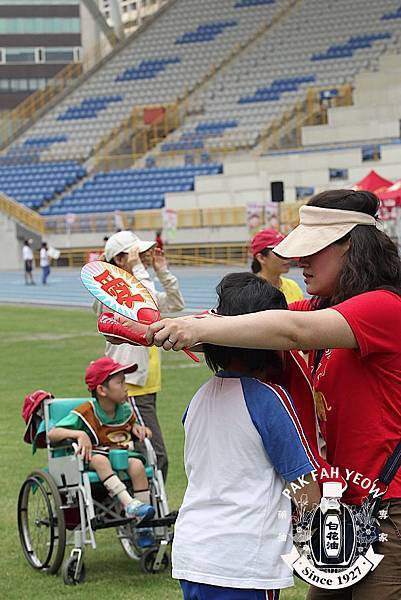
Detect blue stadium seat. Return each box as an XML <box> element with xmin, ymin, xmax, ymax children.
<box><xmin>176</xmin><ymin>21</ymin><xmax>237</xmax><ymax>44</ymax></box>
<box><xmin>382</xmin><ymin>6</ymin><xmax>401</xmax><ymax>19</ymax></box>
<box><xmin>57</xmin><ymin>96</ymin><xmax>123</xmax><ymax>121</ymax></box>
<box><xmin>235</xmin><ymin>0</ymin><xmax>274</xmax><ymax>6</ymax></box>
<box><xmin>41</xmin><ymin>164</ymin><xmax>223</xmax><ymax>215</ymax></box>
<box><xmin>161</xmin><ymin>120</ymin><xmax>238</xmax><ymax>153</ymax></box>
<box><xmin>311</xmin><ymin>33</ymin><xmax>391</xmax><ymax>60</ymax></box>
<box><xmin>116</xmin><ymin>57</ymin><xmax>181</xmax><ymax>82</ymax></box>
<box><xmin>0</xmin><ymin>160</ymin><xmax>86</xmax><ymax>210</ymax></box>
<box><xmin>239</xmin><ymin>75</ymin><xmax>315</xmax><ymax>103</ymax></box>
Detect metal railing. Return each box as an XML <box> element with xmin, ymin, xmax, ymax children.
<box><xmin>56</xmin><ymin>242</ymin><xmax>252</xmax><ymax>268</ymax></box>
<box><xmin>93</xmin><ymin>101</ymin><xmax>186</xmax><ymax>170</ymax></box>
<box><xmin>44</xmin><ymin>206</ymin><xmax>243</xmax><ymax>234</ymax></box>
<box><xmin>93</xmin><ymin>144</ymin><xmax>247</xmax><ymax>172</ymax></box>
<box><xmin>43</xmin><ymin>203</ymin><xmax>302</xmax><ymax>235</ymax></box>
<box><xmin>257</xmin><ymin>83</ymin><xmax>354</xmax><ymax>153</ymax></box>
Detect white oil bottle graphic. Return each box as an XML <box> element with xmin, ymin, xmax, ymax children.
<box><xmin>310</xmin><ymin>481</ymin><xmax>356</xmax><ymax>567</ymax></box>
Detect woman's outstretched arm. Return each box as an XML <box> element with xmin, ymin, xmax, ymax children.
<box><xmin>146</xmin><ymin>308</ymin><xmax>357</xmax><ymax>352</ymax></box>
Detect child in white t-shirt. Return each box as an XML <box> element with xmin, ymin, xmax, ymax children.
<box><xmin>173</xmin><ymin>272</ymin><xmax>321</xmax><ymax>600</ymax></box>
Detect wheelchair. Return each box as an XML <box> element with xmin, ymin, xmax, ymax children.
<box><xmin>17</xmin><ymin>397</ymin><xmax>176</xmax><ymax>585</ymax></box>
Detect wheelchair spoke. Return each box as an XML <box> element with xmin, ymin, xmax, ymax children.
<box><xmin>28</xmin><ymin>482</ymin><xmax>52</xmax><ymax>565</ymax></box>
<box><xmin>18</xmin><ymin>471</ymin><xmax>66</xmax><ymax>574</ymax></box>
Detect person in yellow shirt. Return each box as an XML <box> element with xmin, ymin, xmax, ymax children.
<box><xmin>95</xmin><ymin>230</ymin><xmax>185</xmax><ymax>481</ymax></box>
<box><xmin>250</xmin><ymin>228</ymin><xmax>304</xmax><ymax>304</ymax></box>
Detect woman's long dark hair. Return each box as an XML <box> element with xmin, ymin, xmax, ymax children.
<box><xmin>307</xmin><ymin>189</ymin><xmax>401</xmax><ymax>307</ymax></box>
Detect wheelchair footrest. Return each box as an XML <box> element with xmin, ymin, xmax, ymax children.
<box><xmin>91</xmin><ymin>512</ymin><xmax>177</xmax><ymax>531</ymax></box>
<box><xmin>141</xmin><ymin>514</ymin><xmax>177</xmax><ymax>528</ymax></box>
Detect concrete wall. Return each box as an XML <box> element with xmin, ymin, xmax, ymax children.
<box><xmin>0</xmin><ymin>212</ymin><xmax>19</xmax><ymax>270</ymax></box>
<box><xmin>166</xmin><ymin>138</ymin><xmax>401</xmax><ymax>213</ymax></box>
<box><xmin>0</xmin><ymin>214</ymin><xmax>44</xmax><ymax>270</ymax></box>
<box><xmin>302</xmin><ymin>121</ymin><xmax>400</xmax><ymax>146</ymax></box>
<box><xmin>327</xmin><ymin>105</ymin><xmax>401</xmax><ymax>128</ymax></box>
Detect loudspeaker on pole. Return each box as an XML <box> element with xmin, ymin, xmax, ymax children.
<box><xmin>270</xmin><ymin>181</ymin><xmax>284</xmax><ymax>203</ymax></box>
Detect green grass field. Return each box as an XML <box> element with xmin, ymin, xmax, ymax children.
<box><xmin>0</xmin><ymin>305</ymin><xmax>307</xmax><ymax>600</ymax></box>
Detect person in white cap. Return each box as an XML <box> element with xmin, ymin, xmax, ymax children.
<box><xmin>96</xmin><ymin>230</ymin><xmax>185</xmax><ymax>481</ymax></box>
<box><xmin>146</xmin><ymin>189</ymin><xmax>401</xmax><ymax>600</ymax></box>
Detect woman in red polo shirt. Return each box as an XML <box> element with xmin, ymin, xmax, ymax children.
<box><xmin>147</xmin><ymin>189</ymin><xmax>401</xmax><ymax>600</ymax></box>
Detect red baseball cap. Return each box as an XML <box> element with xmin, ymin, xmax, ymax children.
<box><xmin>251</xmin><ymin>228</ymin><xmax>286</xmax><ymax>256</ymax></box>
<box><xmin>85</xmin><ymin>357</ymin><xmax>138</xmax><ymax>391</ymax></box>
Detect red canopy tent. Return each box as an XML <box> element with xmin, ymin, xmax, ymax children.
<box><xmin>377</xmin><ymin>179</ymin><xmax>401</xmax><ymax>202</ymax></box>
<box><xmin>353</xmin><ymin>170</ymin><xmax>393</xmax><ymax>193</ymax></box>
<box><xmin>375</xmin><ymin>180</ymin><xmax>401</xmax><ymax>220</ymax></box>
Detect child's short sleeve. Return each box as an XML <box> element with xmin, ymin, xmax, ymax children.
<box><xmin>53</xmin><ymin>412</ymin><xmax>92</xmax><ymax>439</ymax></box>
<box><xmin>241</xmin><ymin>378</ymin><xmax>319</xmax><ymax>482</ymax></box>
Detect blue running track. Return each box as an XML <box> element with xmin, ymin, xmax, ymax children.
<box><xmin>0</xmin><ymin>266</ymin><xmax>306</xmax><ymax>313</ymax></box>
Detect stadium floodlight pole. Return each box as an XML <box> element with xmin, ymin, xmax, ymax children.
<box><xmin>108</xmin><ymin>0</ymin><xmax>126</xmax><ymax>41</ymax></box>
<box><xmin>80</xmin><ymin>0</ymin><xmax>123</xmax><ymax>45</ymax></box>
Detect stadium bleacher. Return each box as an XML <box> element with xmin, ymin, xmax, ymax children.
<box><xmin>0</xmin><ymin>161</ymin><xmax>86</xmax><ymax>209</ymax></box>
<box><xmin>156</xmin><ymin>0</ymin><xmax>401</xmax><ymax>153</ymax></box>
<box><xmin>116</xmin><ymin>57</ymin><xmax>181</xmax><ymax>82</ymax></box>
<box><xmin>24</xmin><ymin>135</ymin><xmax>68</xmax><ymax>147</ymax></box>
<box><xmin>39</xmin><ymin>164</ymin><xmax>223</xmax><ymax>215</ymax></box>
<box><xmin>57</xmin><ymin>96</ymin><xmax>123</xmax><ymax>121</ymax></box>
<box><xmin>9</xmin><ymin>0</ymin><xmax>284</xmax><ymax>161</ymax></box>
<box><xmin>2</xmin><ymin>0</ymin><xmax>401</xmax><ymax>220</ymax></box>
<box><xmin>161</xmin><ymin>120</ymin><xmax>238</xmax><ymax>152</ymax></box>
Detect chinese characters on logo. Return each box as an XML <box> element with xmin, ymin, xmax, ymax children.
<box><xmin>94</xmin><ymin>270</ymin><xmax>145</xmax><ymax>309</ymax></box>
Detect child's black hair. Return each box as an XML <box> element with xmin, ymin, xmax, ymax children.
<box><xmin>203</xmin><ymin>272</ymin><xmax>287</xmax><ymax>374</ymax></box>
<box><xmin>251</xmin><ymin>248</ymin><xmax>270</xmax><ymax>273</ymax></box>
<box><xmin>91</xmin><ymin>375</ymin><xmax>112</xmax><ymax>400</ymax></box>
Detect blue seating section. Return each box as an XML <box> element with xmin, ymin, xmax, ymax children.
<box><xmin>0</xmin><ymin>160</ymin><xmax>86</xmax><ymax>209</ymax></box>
<box><xmin>382</xmin><ymin>5</ymin><xmax>401</xmax><ymax>19</ymax></box>
<box><xmin>311</xmin><ymin>33</ymin><xmax>391</xmax><ymax>60</ymax></box>
<box><xmin>0</xmin><ymin>148</ymin><xmax>40</xmax><ymax>166</ymax></box>
<box><xmin>23</xmin><ymin>135</ymin><xmax>68</xmax><ymax>147</ymax></box>
<box><xmin>40</xmin><ymin>164</ymin><xmax>223</xmax><ymax>215</ymax></box>
<box><xmin>175</xmin><ymin>21</ymin><xmax>237</xmax><ymax>44</ymax></box>
<box><xmin>57</xmin><ymin>96</ymin><xmax>123</xmax><ymax>121</ymax></box>
<box><xmin>382</xmin><ymin>6</ymin><xmax>401</xmax><ymax>19</ymax></box>
<box><xmin>161</xmin><ymin>120</ymin><xmax>238</xmax><ymax>152</ymax></box>
<box><xmin>116</xmin><ymin>57</ymin><xmax>181</xmax><ymax>82</ymax></box>
<box><xmin>0</xmin><ymin>138</ymin><xmax>68</xmax><ymax>165</ymax></box>
<box><xmin>239</xmin><ymin>75</ymin><xmax>315</xmax><ymax>104</ymax></box>
<box><xmin>235</xmin><ymin>0</ymin><xmax>274</xmax><ymax>7</ymax></box>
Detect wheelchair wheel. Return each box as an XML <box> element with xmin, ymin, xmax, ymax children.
<box><xmin>18</xmin><ymin>470</ymin><xmax>66</xmax><ymax>574</ymax></box>
<box><xmin>117</xmin><ymin>525</ymin><xmax>141</xmax><ymax>561</ymax></box>
<box><xmin>140</xmin><ymin>547</ymin><xmax>170</xmax><ymax>574</ymax></box>
<box><xmin>62</xmin><ymin>556</ymin><xmax>86</xmax><ymax>585</ymax></box>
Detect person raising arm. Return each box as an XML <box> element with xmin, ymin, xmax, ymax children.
<box><xmin>145</xmin><ymin>189</ymin><xmax>401</xmax><ymax>600</ymax></box>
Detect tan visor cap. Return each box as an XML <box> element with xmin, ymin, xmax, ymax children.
<box><xmin>274</xmin><ymin>206</ymin><xmax>377</xmax><ymax>259</ymax></box>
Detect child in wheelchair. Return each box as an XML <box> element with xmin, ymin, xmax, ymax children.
<box><xmin>48</xmin><ymin>356</ymin><xmax>155</xmax><ymax>544</ymax></box>
<box><xmin>19</xmin><ymin>357</ymin><xmax>176</xmax><ymax>583</ymax></box>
